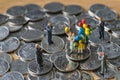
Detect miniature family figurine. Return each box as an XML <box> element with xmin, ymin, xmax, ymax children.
<box><xmin>65</xmin><ymin>19</ymin><xmax>92</xmax><ymax>54</ymax></box>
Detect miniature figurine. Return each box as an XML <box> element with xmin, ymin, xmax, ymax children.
<box><xmin>78</xmin><ymin>40</ymin><xmax>85</xmax><ymax>53</ymax></box>
<box><xmin>97</xmin><ymin>52</ymin><xmax>107</xmax><ymax>75</ymax></box>
<box><xmin>45</xmin><ymin>21</ymin><xmax>53</xmax><ymax>45</ymax></box>
<box><xmin>97</xmin><ymin>17</ymin><xmax>105</xmax><ymax>40</ymax></box>
<box><xmin>35</xmin><ymin>44</ymin><xmax>43</xmax><ymax>69</ymax></box>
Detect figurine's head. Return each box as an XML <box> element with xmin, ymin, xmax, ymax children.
<box><xmin>99</xmin><ymin>17</ymin><xmax>103</xmax><ymax>21</ymax></box>
<box><xmin>48</xmin><ymin>22</ymin><xmax>52</xmax><ymax>26</ymax></box>
<box><xmin>35</xmin><ymin>44</ymin><xmax>40</xmax><ymax>48</ymax></box>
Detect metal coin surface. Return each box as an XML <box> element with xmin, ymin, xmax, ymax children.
<box><xmin>89</xmin><ymin>28</ymin><xmax>110</xmax><ymax>46</ymax></box>
<box><xmin>0</xmin><ymin>52</ymin><xmax>13</xmax><ymax>64</ymax></box>
<box><xmin>6</xmin><ymin>6</ymin><xmax>27</xmax><ymax>17</ymax></box>
<box><xmin>77</xmin><ymin>12</ymin><xmax>92</xmax><ymax>20</ymax></box>
<box><xmin>109</xmin><ymin>57</ymin><xmax>120</xmax><ymax>68</ymax></box>
<box><xmin>1</xmin><ymin>71</ymin><xmax>24</xmax><ymax>80</ymax></box>
<box><xmin>25</xmin><ymin>10</ymin><xmax>46</xmax><ymax>21</ymax></box>
<box><xmin>0</xmin><ymin>59</ymin><xmax>10</xmax><ymax>76</ymax></box>
<box><xmin>50</xmin><ymin>51</ymin><xmax>66</xmax><ymax>63</ymax></box>
<box><xmin>0</xmin><ymin>14</ymin><xmax>8</xmax><ymax>25</ymax></box>
<box><xmin>63</xmin><ymin>5</ymin><xmax>83</xmax><ymax>15</ymax></box>
<box><xmin>95</xmin><ymin>8</ymin><xmax>118</xmax><ymax>21</ymax></box>
<box><xmin>111</xmin><ymin>36</ymin><xmax>120</xmax><ymax>46</ymax></box>
<box><xmin>18</xmin><ymin>43</ymin><xmax>36</xmax><ymax>61</ymax></box>
<box><xmin>81</xmin><ymin>71</ymin><xmax>94</xmax><ymax>80</ymax></box>
<box><xmin>97</xmin><ymin>42</ymin><xmax>120</xmax><ymax>59</ymax></box>
<box><xmin>41</xmin><ymin>36</ymin><xmax>64</xmax><ymax>53</ymax></box>
<box><xmin>67</xmin><ymin>15</ymin><xmax>78</xmax><ymax>26</ymax></box>
<box><xmin>54</xmin><ymin>55</ymin><xmax>79</xmax><ymax>72</ymax></box>
<box><xmin>44</xmin><ymin>2</ymin><xmax>64</xmax><ymax>13</ymax></box>
<box><xmin>53</xmin><ymin>70</ymin><xmax>81</xmax><ymax>80</ymax></box>
<box><xmin>11</xmin><ymin>59</ymin><xmax>29</xmax><ymax>74</ymax></box>
<box><xmin>27</xmin><ymin>70</ymin><xmax>53</xmax><ymax>80</ymax></box>
<box><xmin>25</xmin><ymin>4</ymin><xmax>41</xmax><ymax>12</ymax></box>
<box><xmin>8</xmin><ymin>16</ymin><xmax>27</xmax><ymax>26</ymax></box>
<box><xmin>0</xmin><ymin>37</ymin><xmax>20</xmax><ymax>52</ymax></box>
<box><xmin>28</xmin><ymin>59</ymin><xmax>53</xmax><ymax>76</ymax></box>
<box><xmin>0</xmin><ymin>26</ymin><xmax>9</xmax><ymax>41</ymax></box>
<box><xmin>21</xmin><ymin>30</ymin><xmax>44</xmax><ymax>42</ymax></box>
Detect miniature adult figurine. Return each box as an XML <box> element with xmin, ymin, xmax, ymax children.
<box><xmin>35</xmin><ymin>44</ymin><xmax>43</xmax><ymax>69</ymax></box>
<box><xmin>97</xmin><ymin>52</ymin><xmax>107</xmax><ymax>75</ymax></box>
<box><xmin>45</xmin><ymin>21</ymin><xmax>53</xmax><ymax>45</ymax></box>
<box><xmin>97</xmin><ymin>17</ymin><xmax>105</xmax><ymax>40</ymax></box>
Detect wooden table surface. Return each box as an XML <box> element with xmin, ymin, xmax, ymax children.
<box><xmin>0</xmin><ymin>0</ymin><xmax>119</xmax><ymax>80</ymax></box>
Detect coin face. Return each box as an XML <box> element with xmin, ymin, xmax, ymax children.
<box><xmin>27</xmin><ymin>70</ymin><xmax>53</xmax><ymax>80</ymax></box>
<box><xmin>44</xmin><ymin>2</ymin><xmax>64</xmax><ymax>13</ymax></box>
<box><xmin>63</xmin><ymin>5</ymin><xmax>83</xmax><ymax>15</ymax></box>
<box><xmin>6</xmin><ymin>6</ymin><xmax>27</xmax><ymax>17</ymax></box>
<box><xmin>54</xmin><ymin>55</ymin><xmax>79</xmax><ymax>72</ymax></box>
<box><xmin>0</xmin><ymin>14</ymin><xmax>8</xmax><ymax>25</ymax></box>
<box><xmin>109</xmin><ymin>57</ymin><xmax>120</xmax><ymax>68</ymax></box>
<box><xmin>0</xmin><ymin>26</ymin><xmax>9</xmax><ymax>41</ymax></box>
<box><xmin>95</xmin><ymin>8</ymin><xmax>118</xmax><ymax>21</ymax></box>
<box><xmin>0</xmin><ymin>52</ymin><xmax>13</xmax><ymax>64</ymax></box>
<box><xmin>41</xmin><ymin>36</ymin><xmax>65</xmax><ymax>53</ymax></box>
<box><xmin>11</xmin><ymin>59</ymin><xmax>29</xmax><ymax>74</ymax></box>
<box><xmin>8</xmin><ymin>16</ymin><xmax>27</xmax><ymax>26</ymax></box>
<box><xmin>25</xmin><ymin>10</ymin><xmax>46</xmax><ymax>21</ymax></box>
<box><xmin>20</xmin><ymin>30</ymin><xmax>44</xmax><ymax>42</ymax></box>
<box><xmin>1</xmin><ymin>71</ymin><xmax>24</xmax><ymax>80</ymax></box>
<box><xmin>28</xmin><ymin>59</ymin><xmax>53</xmax><ymax>76</ymax></box>
<box><xmin>81</xmin><ymin>71</ymin><xmax>94</xmax><ymax>80</ymax></box>
<box><xmin>111</xmin><ymin>36</ymin><xmax>120</xmax><ymax>46</ymax></box>
<box><xmin>25</xmin><ymin>4</ymin><xmax>42</xmax><ymax>12</ymax></box>
<box><xmin>67</xmin><ymin>15</ymin><xmax>78</xmax><ymax>26</ymax></box>
<box><xmin>97</xmin><ymin>42</ymin><xmax>120</xmax><ymax>59</ymax></box>
<box><xmin>0</xmin><ymin>59</ymin><xmax>10</xmax><ymax>76</ymax></box>
<box><xmin>89</xmin><ymin>28</ymin><xmax>110</xmax><ymax>46</ymax></box>
<box><xmin>18</xmin><ymin>43</ymin><xmax>36</xmax><ymax>61</ymax></box>
<box><xmin>0</xmin><ymin>37</ymin><xmax>20</xmax><ymax>53</ymax></box>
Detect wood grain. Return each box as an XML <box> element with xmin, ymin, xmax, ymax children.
<box><xmin>0</xmin><ymin>0</ymin><xmax>118</xmax><ymax>80</ymax></box>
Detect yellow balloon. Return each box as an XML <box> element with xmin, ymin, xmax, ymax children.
<box><xmin>85</xmin><ymin>31</ymin><xmax>90</xmax><ymax>36</ymax></box>
<box><xmin>85</xmin><ymin>28</ymin><xmax>90</xmax><ymax>32</ymax></box>
<box><xmin>83</xmin><ymin>24</ymin><xmax>87</xmax><ymax>29</ymax></box>
<box><xmin>65</xmin><ymin>27</ymin><xmax>69</xmax><ymax>33</ymax></box>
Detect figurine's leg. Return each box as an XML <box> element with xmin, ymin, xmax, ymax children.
<box><xmin>102</xmin><ymin>31</ymin><xmax>104</xmax><ymax>40</ymax></box>
<box><xmin>99</xmin><ymin>30</ymin><xmax>102</xmax><ymax>39</ymax></box>
<box><xmin>49</xmin><ymin>33</ymin><xmax>53</xmax><ymax>44</ymax></box>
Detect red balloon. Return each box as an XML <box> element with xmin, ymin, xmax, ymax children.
<box><xmin>81</xmin><ymin>19</ymin><xmax>86</xmax><ymax>24</ymax></box>
<box><xmin>78</xmin><ymin>22</ymin><xmax>83</xmax><ymax>27</ymax></box>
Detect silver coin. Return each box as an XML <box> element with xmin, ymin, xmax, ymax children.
<box><xmin>0</xmin><ymin>14</ymin><xmax>8</xmax><ymax>25</ymax></box>
<box><xmin>112</xmin><ymin>30</ymin><xmax>120</xmax><ymax>38</ymax></box>
<box><xmin>44</xmin><ymin>2</ymin><xmax>64</xmax><ymax>13</ymax></box>
<box><xmin>0</xmin><ymin>59</ymin><xmax>10</xmax><ymax>76</ymax></box>
<box><xmin>6</xmin><ymin>6</ymin><xmax>27</xmax><ymax>17</ymax></box>
<box><xmin>1</xmin><ymin>71</ymin><xmax>24</xmax><ymax>80</ymax></box>
<box><xmin>25</xmin><ymin>4</ymin><xmax>42</xmax><ymax>12</ymax></box>
<box><xmin>46</xmin><ymin>13</ymin><xmax>62</xmax><ymax>17</ymax></box>
<box><xmin>8</xmin><ymin>16</ymin><xmax>27</xmax><ymax>26</ymax></box>
<box><xmin>89</xmin><ymin>28</ymin><xmax>110</xmax><ymax>46</ymax></box>
<box><xmin>41</xmin><ymin>36</ymin><xmax>64</xmax><ymax>53</ymax></box>
<box><xmin>20</xmin><ymin>30</ymin><xmax>44</xmax><ymax>42</ymax></box>
<box><xmin>63</xmin><ymin>5</ymin><xmax>83</xmax><ymax>15</ymax></box>
<box><xmin>95</xmin><ymin>8</ymin><xmax>118</xmax><ymax>21</ymax></box>
<box><xmin>0</xmin><ymin>52</ymin><xmax>13</xmax><ymax>64</ymax></box>
<box><xmin>18</xmin><ymin>42</ymin><xmax>36</xmax><ymax>61</ymax></box>
<box><xmin>4</xmin><ymin>23</ymin><xmax>23</xmax><ymax>32</ymax></box>
<box><xmin>49</xmin><ymin>15</ymin><xmax>70</xmax><ymax>35</ymax></box>
<box><xmin>0</xmin><ymin>26</ymin><xmax>9</xmax><ymax>41</ymax></box>
<box><xmin>66</xmin><ymin>49</ymin><xmax>91</xmax><ymax>61</ymax></box>
<box><xmin>80</xmin><ymin>52</ymin><xmax>101</xmax><ymax>70</ymax></box>
<box><xmin>94</xmin><ymin>67</ymin><xmax>115</xmax><ymax>79</ymax></box>
<box><xmin>25</xmin><ymin>10</ymin><xmax>46</xmax><ymax>21</ymax></box>
<box><xmin>106</xmin><ymin>19</ymin><xmax>120</xmax><ymax>31</ymax></box>
<box><xmin>97</xmin><ymin>42</ymin><xmax>120</xmax><ymax>59</ymax></box>
<box><xmin>11</xmin><ymin>59</ymin><xmax>29</xmax><ymax>74</ymax></box>
<box><xmin>109</xmin><ymin>57</ymin><xmax>120</xmax><ymax>68</ymax></box>
<box><xmin>81</xmin><ymin>71</ymin><xmax>94</xmax><ymax>80</ymax></box>
<box><xmin>53</xmin><ymin>70</ymin><xmax>81</xmax><ymax>80</ymax></box>
<box><xmin>111</xmin><ymin>36</ymin><xmax>120</xmax><ymax>46</ymax></box>
<box><xmin>77</xmin><ymin>12</ymin><xmax>91</xmax><ymax>20</ymax></box>
<box><xmin>28</xmin><ymin>59</ymin><xmax>53</xmax><ymax>76</ymax></box>
<box><xmin>0</xmin><ymin>37</ymin><xmax>20</xmax><ymax>52</ymax></box>
<box><xmin>89</xmin><ymin>4</ymin><xmax>109</xmax><ymax>14</ymax></box>
<box><xmin>27</xmin><ymin>18</ymin><xmax>48</xmax><ymax>31</ymax></box>
<box><xmin>54</xmin><ymin>55</ymin><xmax>79</xmax><ymax>72</ymax></box>
<box><xmin>27</xmin><ymin>70</ymin><xmax>53</xmax><ymax>80</ymax></box>
<box><xmin>50</xmin><ymin>51</ymin><xmax>66</xmax><ymax>63</ymax></box>
<box><xmin>67</xmin><ymin>15</ymin><xmax>78</xmax><ymax>26</ymax></box>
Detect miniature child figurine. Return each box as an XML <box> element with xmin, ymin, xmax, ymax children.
<box><xmin>97</xmin><ymin>52</ymin><xmax>107</xmax><ymax>75</ymax></box>
<box><xmin>45</xmin><ymin>21</ymin><xmax>53</xmax><ymax>45</ymax></box>
<box><xmin>97</xmin><ymin>17</ymin><xmax>105</xmax><ymax>40</ymax></box>
<box><xmin>35</xmin><ymin>44</ymin><xmax>43</xmax><ymax>69</ymax></box>
<box><xmin>78</xmin><ymin>40</ymin><xmax>85</xmax><ymax>53</ymax></box>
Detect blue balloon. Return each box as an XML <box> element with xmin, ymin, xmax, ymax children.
<box><xmin>74</xmin><ymin>36</ymin><xmax>81</xmax><ymax>42</ymax></box>
<box><xmin>78</xmin><ymin>27</ymin><xmax>84</xmax><ymax>35</ymax></box>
